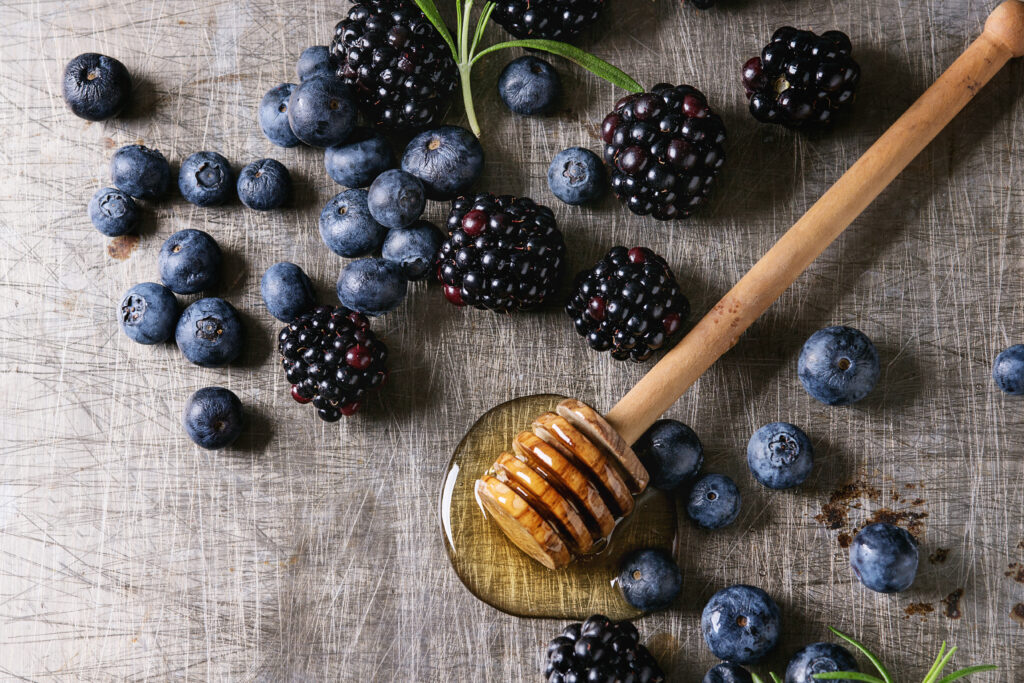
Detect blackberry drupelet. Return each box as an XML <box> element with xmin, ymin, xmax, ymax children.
<box><xmin>742</xmin><ymin>27</ymin><xmax>860</xmax><ymax>128</ymax></box>
<box><xmin>544</xmin><ymin>615</ymin><xmax>666</xmax><ymax>683</ymax></box>
<box><xmin>277</xmin><ymin>305</ymin><xmax>389</xmax><ymax>422</ymax></box>
<box><xmin>330</xmin><ymin>0</ymin><xmax>459</xmax><ymax>132</ymax></box>
<box><xmin>436</xmin><ymin>193</ymin><xmax>565</xmax><ymax>312</ymax></box>
<box><xmin>566</xmin><ymin>246</ymin><xmax>689</xmax><ymax>362</ymax></box>
<box><xmin>601</xmin><ymin>84</ymin><xmax>726</xmax><ymax>220</ymax></box>
<box><xmin>492</xmin><ymin>0</ymin><xmax>605</xmax><ymax>42</ymax></box>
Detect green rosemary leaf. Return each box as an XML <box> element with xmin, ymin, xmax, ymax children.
<box><xmin>828</xmin><ymin>628</ymin><xmax>895</xmax><ymax>683</ymax></box>
<box><xmin>812</xmin><ymin>673</ymin><xmax>886</xmax><ymax>683</ymax></box>
<box><xmin>769</xmin><ymin>673</ymin><xmax>784</xmax><ymax>683</ymax></box>
<box><xmin>751</xmin><ymin>675</ymin><xmax>766</xmax><ymax>683</ymax></box>
<box><xmin>935</xmin><ymin>664</ymin><xmax>998</xmax><ymax>683</ymax></box>
<box><xmin>470</xmin><ymin>39</ymin><xmax>643</xmax><ymax>92</ymax></box>
<box><xmin>930</xmin><ymin>645</ymin><xmax>960</xmax><ymax>682</ymax></box>
<box><xmin>471</xmin><ymin>2</ymin><xmax>496</xmax><ymax>57</ymax></box>
<box><xmin>412</xmin><ymin>0</ymin><xmax>459</xmax><ymax>60</ymax></box>
<box><xmin>922</xmin><ymin>642</ymin><xmax>949</xmax><ymax>683</ymax></box>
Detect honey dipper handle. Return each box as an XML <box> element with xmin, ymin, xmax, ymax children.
<box><xmin>605</xmin><ymin>1</ymin><xmax>1024</xmax><ymax>445</ymax></box>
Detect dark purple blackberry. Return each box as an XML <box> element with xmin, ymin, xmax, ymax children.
<box><xmin>277</xmin><ymin>305</ymin><xmax>388</xmax><ymax>422</ymax></box>
<box><xmin>329</xmin><ymin>0</ymin><xmax>459</xmax><ymax>132</ymax></box>
<box><xmin>544</xmin><ymin>614</ymin><xmax>666</xmax><ymax>683</ymax></box>
<box><xmin>742</xmin><ymin>27</ymin><xmax>860</xmax><ymax>128</ymax></box>
<box><xmin>566</xmin><ymin>247</ymin><xmax>689</xmax><ymax>362</ymax></box>
<box><xmin>601</xmin><ymin>84</ymin><xmax>726</xmax><ymax>220</ymax></box>
<box><xmin>436</xmin><ymin>193</ymin><xmax>565</xmax><ymax>312</ymax></box>
<box><xmin>492</xmin><ymin>0</ymin><xmax>605</xmax><ymax>42</ymax></box>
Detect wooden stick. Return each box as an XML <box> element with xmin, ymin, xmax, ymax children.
<box><xmin>605</xmin><ymin>1</ymin><xmax>1024</xmax><ymax>446</ymax></box>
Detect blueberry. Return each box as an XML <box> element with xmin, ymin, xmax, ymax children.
<box><xmin>703</xmin><ymin>662</ymin><xmax>754</xmax><ymax>683</ymax></box>
<box><xmin>746</xmin><ymin>422</ymin><xmax>814</xmax><ymax>489</ymax></box>
<box><xmin>237</xmin><ymin>159</ymin><xmax>290</xmax><ymax>211</ymax></box>
<box><xmin>336</xmin><ymin>257</ymin><xmax>408</xmax><ymax>317</ymax></box>
<box><xmin>88</xmin><ymin>187</ymin><xmax>139</xmax><ymax>236</ymax></box>
<box><xmin>367</xmin><ymin>169</ymin><xmax>426</xmax><ymax>228</ymax></box>
<box><xmin>798</xmin><ymin>325</ymin><xmax>880</xmax><ymax>405</ymax></box>
<box><xmin>259</xmin><ymin>83</ymin><xmax>301</xmax><ymax>148</ymax></box>
<box><xmin>297</xmin><ymin>45</ymin><xmax>333</xmax><ymax>81</ymax></box>
<box><xmin>118</xmin><ymin>282</ymin><xmax>178</xmax><ymax>344</ymax></box>
<box><xmin>324</xmin><ymin>127</ymin><xmax>394</xmax><ymax>188</ymax></box>
<box><xmin>498</xmin><ymin>56</ymin><xmax>561</xmax><ymax>115</ymax></box>
<box><xmin>701</xmin><ymin>585</ymin><xmax>781</xmax><ymax>664</ymax></box>
<box><xmin>547</xmin><ymin>147</ymin><xmax>606</xmax><ymax>205</ymax></box>
<box><xmin>260</xmin><ymin>262</ymin><xmax>316</xmax><ymax>322</ymax></box>
<box><xmin>158</xmin><ymin>229</ymin><xmax>222</xmax><ymax>294</ymax></box>
<box><xmin>62</xmin><ymin>53</ymin><xmax>131</xmax><ymax>121</ymax></box>
<box><xmin>110</xmin><ymin>144</ymin><xmax>171</xmax><ymax>199</ymax></box>
<box><xmin>993</xmin><ymin>344</ymin><xmax>1024</xmax><ymax>395</ymax></box>
<box><xmin>287</xmin><ymin>75</ymin><xmax>357</xmax><ymax>147</ymax></box>
<box><xmin>617</xmin><ymin>548</ymin><xmax>682</xmax><ymax>612</ymax></box>
<box><xmin>381</xmin><ymin>220</ymin><xmax>444</xmax><ymax>281</ymax></box>
<box><xmin>849</xmin><ymin>522</ymin><xmax>918</xmax><ymax>593</ymax></box>
<box><xmin>178</xmin><ymin>151</ymin><xmax>234</xmax><ymax>207</ymax></box>
<box><xmin>634</xmin><ymin>419</ymin><xmax>703</xmax><ymax>490</ymax></box>
<box><xmin>401</xmin><ymin>126</ymin><xmax>484</xmax><ymax>200</ymax></box>
<box><xmin>319</xmin><ymin>189</ymin><xmax>388</xmax><ymax>257</ymax></box>
<box><xmin>687</xmin><ymin>474</ymin><xmax>741</xmax><ymax>529</ymax></box>
<box><xmin>175</xmin><ymin>297</ymin><xmax>243</xmax><ymax>367</ymax></box>
<box><xmin>182</xmin><ymin>387</ymin><xmax>243</xmax><ymax>450</ymax></box>
<box><xmin>785</xmin><ymin>642</ymin><xmax>859</xmax><ymax>683</ymax></box>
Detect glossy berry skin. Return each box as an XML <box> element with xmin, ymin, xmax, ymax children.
<box><xmin>687</xmin><ymin>473</ymin><xmax>741</xmax><ymax>530</ymax></box>
<box><xmin>382</xmin><ymin>220</ymin><xmax>444</xmax><ymax>280</ymax></box>
<box><xmin>993</xmin><ymin>344</ymin><xmax>1024</xmax><ymax>395</ymax></box>
<box><xmin>237</xmin><ymin>159</ymin><xmax>290</xmax><ymax>211</ymax></box>
<box><xmin>602</xmin><ymin>84</ymin><xmax>726</xmax><ymax>220</ymax></box>
<box><xmin>798</xmin><ymin>325</ymin><xmax>880</xmax><ymax>405</ymax></box>
<box><xmin>319</xmin><ymin>189</ymin><xmax>388</xmax><ymax>258</ymax></box>
<box><xmin>324</xmin><ymin>127</ymin><xmax>394</xmax><ymax>188</ymax></box>
<box><xmin>260</xmin><ymin>262</ymin><xmax>316</xmax><ymax>323</ymax></box>
<box><xmin>746</xmin><ymin>422</ymin><xmax>814</xmax><ymax>490</ymax></box>
<box><xmin>849</xmin><ymin>522</ymin><xmax>918</xmax><ymax>593</ymax></box>
<box><xmin>566</xmin><ymin>246</ymin><xmax>690</xmax><ymax>362</ymax></box>
<box><xmin>89</xmin><ymin>187</ymin><xmax>139</xmax><ymax>236</ymax></box>
<box><xmin>297</xmin><ymin>45</ymin><xmax>333</xmax><ymax>81</ymax></box>
<box><xmin>547</xmin><ymin>147</ymin><xmax>605</xmax><ymax>206</ymax></box>
<box><xmin>617</xmin><ymin>548</ymin><xmax>682</xmax><ymax>612</ymax></box>
<box><xmin>743</xmin><ymin>27</ymin><xmax>860</xmax><ymax>129</ymax></box>
<box><xmin>286</xmin><ymin>75</ymin><xmax>357</xmax><ymax>147</ymax></box>
<box><xmin>701</xmin><ymin>585</ymin><xmax>781</xmax><ymax>664</ymax></box>
<box><xmin>178</xmin><ymin>151</ymin><xmax>234</xmax><ymax>207</ymax></box>
<box><xmin>401</xmin><ymin>126</ymin><xmax>484</xmax><ymax>200</ymax></box>
<box><xmin>498</xmin><ymin>56</ymin><xmax>561</xmax><ymax>116</ymax></box>
<box><xmin>118</xmin><ymin>282</ymin><xmax>178</xmax><ymax>345</ymax></box>
<box><xmin>337</xmin><ymin>258</ymin><xmax>408</xmax><ymax>317</ymax></box>
<box><xmin>785</xmin><ymin>642</ymin><xmax>859</xmax><ymax>683</ymax></box>
<box><xmin>367</xmin><ymin>169</ymin><xmax>426</xmax><ymax>229</ymax></box>
<box><xmin>110</xmin><ymin>144</ymin><xmax>170</xmax><ymax>199</ymax></box>
<box><xmin>634</xmin><ymin>419</ymin><xmax>703</xmax><ymax>490</ymax></box>
<box><xmin>493</xmin><ymin>0</ymin><xmax>605</xmax><ymax>42</ymax></box>
<box><xmin>543</xmin><ymin>615</ymin><xmax>666</xmax><ymax>683</ymax></box>
<box><xmin>182</xmin><ymin>387</ymin><xmax>243</xmax><ymax>450</ymax></box>
<box><xmin>703</xmin><ymin>663</ymin><xmax>754</xmax><ymax>683</ymax></box>
<box><xmin>159</xmin><ymin>229</ymin><xmax>222</xmax><ymax>295</ymax></box>
<box><xmin>175</xmin><ymin>297</ymin><xmax>244</xmax><ymax>367</ymax></box>
<box><xmin>259</xmin><ymin>83</ymin><xmax>301</xmax><ymax>148</ymax></box>
<box><xmin>62</xmin><ymin>53</ymin><xmax>131</xmax><ymax>121</ymax></box>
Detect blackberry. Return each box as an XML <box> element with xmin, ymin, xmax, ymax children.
<box><xmin>544</xmin><ymin>614</ymin><xmax>666</xmax><ymax>683</ymax></box>
<box><xmin>742</xmin><ymin>27</ymin><xmax>860</xmax><ymax>129</ymax></box>
<box><xmin>492</xmin><ymin>0</ymin><xmax>605</xmax><ymax>42</ymax></box>
<box><xmin>566</xmin><ymin>247</ymin><xmax>689</xmax><ymax>362</ymax></box>
<box><xmin>277</xmin><ymin>305</ymin><xmax>389</xmax><ymax>422</ymax></box>
<box><xmin>330</xmin><ymin>0</ymin><xmax>459</xmax><ymax>132</ymax></box>
<box><xmin>436</xmin><ymin>193</ymin><xmax>565</xmax><ymax>312</ymax></box>
<box><xmin>601</xmin><ymin>84</ymin><xmax>726</xmax><ymax>220</ymax></box>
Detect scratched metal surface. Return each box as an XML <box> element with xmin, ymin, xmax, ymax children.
<box><xmin>0</xmin><ymin>0</ymin><xmax>1022</xmax><ymax>680</ymax></box>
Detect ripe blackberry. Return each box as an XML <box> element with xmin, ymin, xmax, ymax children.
<box><xmin>330</xmin><ymin>0</ymin><xmax>459</xmax><ymax>132</ymax></box>
<box><xmin>566</xmin><ymin>246</ymin><xmax>689</xmax><ymax>362</ymax></box>
<box><xmin>277</xmin><ymin>305</ymin><xmax>388</xmax><ymax>422</ymax></box>
<box><xmin>492</xmin><ymin>0</ymin><xmax>605</xmax><ymax>42</ymax></box>
<box><xmin>437</xmin><ymin>193</ymin><xmax>565</xmax><ymax>312</ymax></box>
<box><xmin>544</xmin><ymin>614</ymin><xmax>666</xmax><ymax>683</ymax></box>
<box><xmin>742</xmin><ymin>27</ymin><xmax>860</xmax><ymax>128</ymax></box>
<box><xmin>601</xmin><ymin>84</ymin><xmax>726</xmax><ymax>220</ymax></box>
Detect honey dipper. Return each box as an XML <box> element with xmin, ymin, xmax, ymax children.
<box><xmin>473</xmin><ymin>1</ymin><xmax>1024</xmax><ymax>570</ymax></box>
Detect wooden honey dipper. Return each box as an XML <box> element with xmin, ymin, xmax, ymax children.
<box><xmin>476</xmin><ymin>1</ymin><xmax>1024</xmax><ymax>570</ymax></box>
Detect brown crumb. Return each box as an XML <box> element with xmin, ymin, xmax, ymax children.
<box><xmin>107</xmin><ymin>234</ymin><xmax>139</xmax><ymax>261</ymax></box>
<box><xmin>815</xmin><ymin>480</ymin><xmax>882</xmax><ymax>530</ymax></box>
<box><xmin>911</xmin><ymin>498</ymin><xmax>926</xmax><ymax>506</ymax></box>
<box><xmin>837</xmin><ymin>533</ymin><xmax>852</xmax><ymax>549</ymax></box>
<box><xmin>904</xmin><ymin>602</ymin><xmax>934</xmax><ymax>617</ymax></box>
<box><xmin>867</xmin><ymin>508</ymin><xmax>928</xmax><ymax>538</ymax></box>
<box><xmin>929</xmin><ymin>548</ymin><xmax>950</xmax><ymax>564</ymax></box>
<box><xmin>942</xmin><ymin>588</ymin><xmax>964</xmax><ymax>619</ymax></box>
<box><xmin>1005</xmin><ymin>563</ymin><xmax>1024</xmax><ymax>584</ymax></box>
<box><xmin>1011</xmin><ymin>603</ymin><xmax>1024</xmax><ymax>627</ymax></box>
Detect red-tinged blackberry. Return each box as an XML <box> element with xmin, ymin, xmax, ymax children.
<box><xmin>436</xmin><ymin>193</ymin><xmax>566</xmax><ymax>312</ymax></box>
<box><xmin>329</xmin><ymin>0</ymin><xmax>459</xmax><ymax>132</ymax></box>
<box><xmin>277</xmin><ymin>305</ymin><xmax>388</xmax><ymax>422</ymax></box>
<box><xmin>601</xmin><ymin>84</ymin><xmax>726</xmax><ymax>220</ymax></box>
<box><xmin>566</xmin><ymin>246</ymin><xmax>689</xmax><ymax>362</ymax></box>
<box><xmin>544</xmin><ymin>614</ymin><xmax>666</xmax><ymax>683</ymax></box>
<box><xmin>742</xmin><ymin>27</ymin><xmax>860</xmax><ymax>129</ymax></box>
<box><xmin>492</xmin><ymin>0</ymin><xmax>605</xmax><ymax>42</ymax></box>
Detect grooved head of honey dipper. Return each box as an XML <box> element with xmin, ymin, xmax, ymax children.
<box><xmin>987</xmin><ymin>1</ymin><xmax>1024</xmax><ymax>57</ymax></box>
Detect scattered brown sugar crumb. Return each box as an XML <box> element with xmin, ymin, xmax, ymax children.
<box><xmin>1006</xmin><ymin>563</ymin><xmax>1024</xmax><ymax>584</ymax></box>
<box><xmin>929</xmin><ymin>548</ymin><xmax>950</xmax><ymax>564</ymax></box>
<box><xmin>1011</xmin><ymin>603</ymin><xmax>1024</xmax><ymax>627</ymax></box>
<box><xmin>904</xmin><ymin>602</ymin><xmax>934</xmax><ymax>617</ymax></box>
<box><xmin>867</xmin><ymin>508</ymin><xmax>928</xmax><ymax>538</ymax></box>
<box><xmin>1018</xmin><ymin>539</ymin><xmax>1024</xmax><ymax>550</ymax></box>
<box><xmin>911</xmin><ymin>498</ymin><xmax>926</xmax><ymax>506</ymax></box>
<box><xmin>814</xmin><ymin>480</ymin><xmax>882</xmax><ymax>530</ymax></box>
<box><xmin>837</xmin><ymin>533</ymin><xmax>852</xmax><ymax>548</ymax></box>
<box><xmin>942</xmin><ymin>588</ymin><xmax>964</xmax><ymax>619</ymax></box>
<box><xmin>107</xmin><ymin>234</ymin><xmax>139</xmax><ymax>261</ymax></box>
